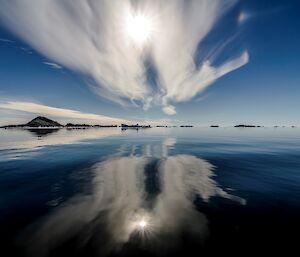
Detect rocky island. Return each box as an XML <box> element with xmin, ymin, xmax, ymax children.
<box><xmin>1</xmin><ymin>116</ymin><xmax>150</xmax><ymax>129</ymax></box>
<box><xmin>234</xmin><ymin>125</ymin><xmax>262</xmax><ymax>128</ymax></box>
<box><xmin>2</xmin><ymin>116</ymin><xmax>63</xmax><ymax>128</ymax></box>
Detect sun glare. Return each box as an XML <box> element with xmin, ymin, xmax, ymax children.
<box><xmin>138</xmin><ymin>220</ymin><xmax>147</xmax><ymax>229</ymax></box>
<box><xmin>125</xmin><ymin>13</ymin><xmax>154</xmax><ymax>46</ymax></box>
<box><xmin>130</xmin><ymin>213</ymin><xmax>153</xmax><ymax>235</ymax></box>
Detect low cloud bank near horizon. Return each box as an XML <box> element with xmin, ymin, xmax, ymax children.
<box><xmin>0</xmin><ymin>101</ymin><xmax>167</xmax><ymax>126</ymax></box>
<box><xmin>0</xmin><ymin>0</ymin><xmax>248</xmax><ymax>115</ymax></box>
<box><xmin>0</xmin><ymin>101</ymin><xmax>128</xmax><ymax>125</ymax></box>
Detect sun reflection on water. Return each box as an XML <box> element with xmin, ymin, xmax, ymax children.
<box><xmin>18</xmin><ymin>137</ymin><xmax>245</xmax><ymax>256</ymax></box>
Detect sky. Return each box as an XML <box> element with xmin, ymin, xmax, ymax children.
<box><xmin>0</xmin><ymin>0</ymin><xmax>299</xmax><ymax>126</ymax></box>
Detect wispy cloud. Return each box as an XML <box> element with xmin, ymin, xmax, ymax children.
<box><xmin>0</xmin><ymin>0</ymin><xmax>248</xmax><ymax>115</ymax></box>
<box><xmin>43</xmin><ymin>62</ymin><xmax>63</xmax><ymax>69</ymax></box>
<box><xmin>0</xmin><ymin>101</ymin><xmax>129</xmax><ymax>125</ymax></box>
<box><xmin>0</xmin><ymin>38</ymin><xmax>14</xmax><ymax>43</ymax></box>
<box><xmin>162</xmin><ymin>105</ymin><xmax>176</xmax><ymax>115</ymax></box>
<box><xmin>0</xmin><ymin>101</ymin><xmax>172</xmax><ymax>125</ymax></box>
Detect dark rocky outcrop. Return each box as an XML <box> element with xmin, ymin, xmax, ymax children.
<box><xmin>1</xmin><ymin>116</ymin><xmax>62</xmax><ymax>128</ymax></box>
<box><xmin>234</xmin><ymin>125</ymin><xmax>256</xmax><ymax>128</ymax></box>
<box><xmin>66</xmin><ymin>123</ymin><xmax>91</xmax><ymax>127</ymax></box>
<box><xmin>26</xmin><ymin>116</ymin><xmax>62</xmax><ymax>127</ymax></box>
<box><xmin>121</xmin><ymin>123</ymin><xmax>151</xmax><ymax>129</ymax></box>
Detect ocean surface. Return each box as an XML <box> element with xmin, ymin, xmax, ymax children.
<box><xmin>0</xmin><ymin>127</ymin><xmax>299</xmax><ymax>256</ymax></box>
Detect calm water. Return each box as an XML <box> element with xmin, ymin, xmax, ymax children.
<box><xmin>0</xmin><ymin>127</ymin><xmax>300</xmax><ymax>256</ymax></box>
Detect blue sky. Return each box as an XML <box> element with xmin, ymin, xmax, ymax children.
<box><xmin>0</xmin><ymin>0</ymin><xmax>299</xmax><ymax>126</ymax></box>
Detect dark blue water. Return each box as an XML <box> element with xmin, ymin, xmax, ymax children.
<box><xmin>0</xmin><ymin>127</ymin><xmax>299</xmax><ymax>256</ymax></box>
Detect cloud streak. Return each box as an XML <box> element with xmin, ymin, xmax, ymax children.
<box><xmin>0</xmin><ymin>38</ymin><xmax>14</xmax><ymax>43</ymax></box>
<box><xmin>162</xmin><ymin>105</ymin><xmax>177</xmax><ymax>116</ymax></box>
<box><xmin>43</xmin><ymin>62</ymin><xmax>63</xmax><ymax>69</ymax></box>
<box><xmin>0</xmin><ymin>101</ymin><xmax>174</xmax><ymax>126</ymax></box>
<box><xmin>0</xmin><ymin>0</ymin><xmax>248</xmax><ymax>115</ymax></box>
<box><xmin>0</xmin><ymin>101</ymin><xmax>129</xmax><ymax>125</ymax></box>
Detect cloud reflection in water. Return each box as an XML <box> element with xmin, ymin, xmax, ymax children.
<box><xmin>20</xmin><ymin>138</ymin><xmax>245</xmax><ymax>256</ymax></box>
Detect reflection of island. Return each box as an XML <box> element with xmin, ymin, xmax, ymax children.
<box><xmin>28</xmin><ymin>128</ymin><xmax>60</xmax><ymax>138</ymax></box>
<box><xmin>0</xmin><ymin>128</ymin><xmax>122</xmax><ymax>152</ymax></box>
<box><xmin>20</xmin><ymin>139</ymin><xmax>245</xmax><ymax>257</ymax></box>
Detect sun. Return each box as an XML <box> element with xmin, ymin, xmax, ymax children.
<box><xmin>138</xmin><ymin>220</ymin><xmax>147</xmax><ymax>229</ymax></box>
<box><xmin>125</xmin><ymin>12</ymin><xmax>154</xmax><ymax>46</ymax></box>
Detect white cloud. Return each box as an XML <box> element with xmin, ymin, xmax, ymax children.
<box><xmin>0</xmin><ymin>38</ymin><xmax>14</xmax><ymax>43</ymax></box>
<box><xmin>43</xmin><ymin>62</ymin><xmax>63</xmax><ymax>69</ymax></box>
<box><xmin>0</xmin><ymin>101</ymin><xmax>129</xmax><ymax>125</ymax></box>
<box><xmin>162</xmin><ymin>105</ymin><xmax>176</xmax><ymax>115</ymax></box>
<box><xmin>239</xmin><ymin>12</ymin><xmax>251</xmax><ymax>24</ymax></box>
<box><xmin>0</xmin><ymin>101</ymin><xmax>174</xmax><ymax>126</ymax></box>
<box><xmin>20</xmin><ymin>142</ymin><xmax>245</xmax><ymax>256</ymax></box>
<box><xmin>0</xmin><ymin>0</ymin><xmax>248</xmax><ymax>115</ymax></box>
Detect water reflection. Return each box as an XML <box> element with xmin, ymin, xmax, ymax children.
<box><xmin>27</xmin><ymin>129</ymin><xmax>60</xmax><ymax>138</ymax></box>
<box><xmin>0</xmin><ymin>128</ymin><xmax>123</xmax><ymax>151</ymax></box>
<box><xmin>20</xmin><ymin>138</ymin><xmax>245</xmax><ymax>256</ymax></box>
